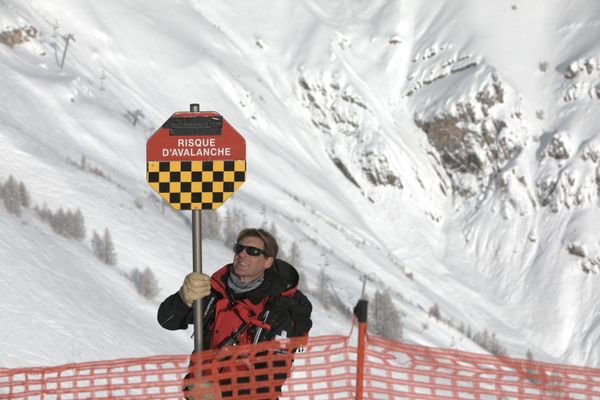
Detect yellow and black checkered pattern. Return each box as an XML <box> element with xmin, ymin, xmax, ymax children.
<box><xmin>147</xmin><ymin>160</ymin><xmax>245</xmax><ymax>210</ymax></box>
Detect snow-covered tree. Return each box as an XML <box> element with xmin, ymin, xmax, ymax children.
<box><xmin>289</xmin><ymin>241</ymin><xmax>301</xmax><ymax>266</ymax></box>
<box><xmin>472</xmin><ymin>329</ymin><xmax>507</xmax><ymax>356</ymax></box>
<box><xmin>18</xmin><ymin>181</ymin><xmax>30</xmax><ymax>208</ymax></box>
<box><xmin>315</xmin><ymin>267</ymin><xmax>333</xmax><ymax>308</ymax></box>
<box><xmin>223</xmin><ymin>207</ymin><xmax>247</xmax><ymax>245</ymax></box>
<box><xmin>428</xmin><ymin>303</ymin><xmax>441</xmax><ymax>320</ymax></box>
<box><xmin>296</xmin><ymin>266</ymin><xmax>309</xmax><ymax>293</ymax></box>
<box><xmin>130</xmin><ymin>267</ymin><xmax>160</xmax><ymax>299</ymax></box>
<box><xmin>71</xmin><ymin>208</ymin><xmax>86</xmax><ymax>240</ymax></box>
<box><xmin>36</xmin><ymin>204</ymin><xmax>86</xmax><ymax>240</ymax></box>
<box><xmin>526</xmin><ymin>349</ymin><xmax>534</xmax><ymax>361</ymax></box>
<box><xmin>259</xmin><ymin>205</ymin><xmax>268</xmax><ymax>229</ymax></box>
<box><xmin>91</xmin><ymin>230</ymin><xmax>103</xmax><ymax>260</ymax></box>
<box><xmin>202</xmin><ymin>210</ymin><xmax>222</xmax><ymax>240</ymax></box>
<box><xmin>91</xmin><ymin>228</ymin><xmax>117</xmax><ymax>265</ymax></box>
<box><xmin>35</xmin><ymin>203</ymin><xmax>52</xmax><ymax>222</ymax></box>
<box><xmin>2</xmin><ymin>175</ymin><xmax>22</xmax><ymax>216</ymax></box>
<box><xmin>370</xmin><ymin>290</ymin><xmax>403</xmax><ymax>340</ymax></box>
<box><xmin>268</xmin><ymin>221</ymin><xmax>286</xmax><ymax>259</ymax></box>
<box><xmin>103</xmin><ymin>228</ymin><xmax>117</xmax><ymax>266</ymax></box>
<box><xmin>51</xmin><ymin>208</ymin><xmax>67</xmax><ymax>236</ymax></box>
<box><xmin>269</xmin><ymin>221</ymin><xmax>278</xmax><ymax>241</ymax></box>
<box><xmin>289</xmin><ymin>241</ymin><xmax>309</xmax><ymax>292</ymax></box>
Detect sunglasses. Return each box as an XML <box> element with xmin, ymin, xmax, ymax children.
<box><xmin>233</xmin><ymin>243</ymin><xmax>267</xmax><ymax>257</ymax></box>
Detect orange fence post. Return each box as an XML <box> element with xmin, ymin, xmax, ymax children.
<box><xmin>354</xmin><ymin>299</ymin><xmax>368</xmax><ymax>400</ymax></box>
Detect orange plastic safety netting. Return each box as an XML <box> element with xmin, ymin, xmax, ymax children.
<box><xmin>2</xmin><ymin>334</ymin><xmax>600</xmax><ymax>399</ymax></box>
<box><xmin>363</xmin><ymin>335</ymin><xmax>600</xmax><ymax>399</ymax></box>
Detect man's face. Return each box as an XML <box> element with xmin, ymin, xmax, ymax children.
<box><xmin>232</xmin><ymin>236</ymin><xmax>273</xmax><ymax>283</ymax></box>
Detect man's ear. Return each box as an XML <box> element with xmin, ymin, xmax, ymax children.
<box><xmin>264</xmin><ymin>257</ymin><xmax>274</xmax><ymax>269</ymax></box>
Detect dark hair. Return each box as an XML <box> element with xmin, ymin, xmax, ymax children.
<box><xmin>236</xmin><ymin>228</ymin><xmax>278</xmax><ymax>258</ymax></box>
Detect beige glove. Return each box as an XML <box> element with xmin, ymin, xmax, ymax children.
<box><xmin>184</xmin><ymin>379</ymin><xmax>220</xmax><ymax>400</ymax></box>
<box><xmin>199</xmin><ymin>380</ymin><xmax>220</xmax><ymax>400</ymax></box>
<box><xmin>179</xmin><ymin>272</ymin><xmax>211</xmax><ymax>308</ymax></box>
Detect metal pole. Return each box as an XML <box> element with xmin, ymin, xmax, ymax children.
<box><xmin>354</xmin><ymin>299</ymin><xmax>368</xmax><ymax>400</ymax></box>
<box><xmin>60</xmin><ymin>34</ymin><xmax>75</xmax><ymax>69</ymax></box>
<box><xmin>360</xmin><ymin>274</ymin><xmax>367</xmax><ymax>299</ymax></box>
<box><xmin>190</xmin><ymin>103</ymin><xmax>203</xmax><ymax>353</ymax></box>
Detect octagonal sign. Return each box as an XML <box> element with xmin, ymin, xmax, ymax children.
<box><xmin>146</xmin><ymin>111</ymin><xmax>246</xmax><ymax>210</ymax></box>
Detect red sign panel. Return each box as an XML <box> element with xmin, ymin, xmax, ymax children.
<box><xmin>147</xmin><ymin>111</ymin><xmax>246</xmax><ymax>162</ymax></box>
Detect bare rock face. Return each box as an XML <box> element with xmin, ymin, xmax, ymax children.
<box><xmin>409</xmin><ymin>48</ymin><xmax>600</xmax><ymax>219</ymax></box>
<box><xmin>297</xmin><ymin>49</ymin><xmax>600</xmax><ymax>218</ymax></box>
<box><xmin>359</xmin><ymin>150</ymin><xmax>403</xmax><ymax>189</ymax></box>
<box><xmin>561</xmin><ymin>56</ymin><xmax>600</xmax><ymax>102</ymax></box>
<box><xmin>415</xmin><ymin>73</ymin><xmax>524</xmax><ymax>198</ymax></box>
<box><xmin>566</xmin><ymin>241</ymin><xmax>600</xmax><ymax>274</ymax></box>
<box><xmin>533</xmin><ymin>131</ymin><xmax>600</xmax><ymax>213</ymax></box>
<box><xmin>0</xmin><ymin>26</ymin><xmax>37</xmax><ymax>48</ymax></box>
<box><xmin>298</xmin><ymin>72</ymin><xmax>402</xmax><ymax>196</ymax></box>
<box><xmin>544</xmin><ymin>132</ymin><xmax>571</xmax><ymax>160</ymax></box>
<box><xmin>563</xmin><ymin>57</ymin><xmax>600</xmax><ymax>80</ymax></box>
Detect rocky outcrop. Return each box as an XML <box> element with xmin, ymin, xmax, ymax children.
<box><xmin>298</xmin><ymin>72</ymin><xmax>402</xmax><ymax>195</ymax></box>
<box><xmin>561</xmin><ymin>56</ymin><xmax>600</xmax><ymax>102</ymax></box>
<box><xmin>406</xmin><ymin>43</ymin><xmax>481</xmax><ymax>97</ymax></box>
<box><xmin>0</xmin><ymin>26</ymin><xmax>37</xmax><ymax>48</ymax></box>
<box><xmin>567</xmin><ymin>241</ymin><xmax>600</xmax><ymax>274</ymax></box>
<box><xmin>533</xmin><ymin>134</ymin><xmax>600</xmax><ymax>213</ymax></box>
<box><xmin>415</xmin><ymin>73</ymin><xmax>524</xmax><ymax>198</ymax></box>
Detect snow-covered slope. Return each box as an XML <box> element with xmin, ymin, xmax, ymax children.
<box><xmin>1</xmin><ymin>0</ymin><xmax>599</xmax><ymax>368</ymax></box>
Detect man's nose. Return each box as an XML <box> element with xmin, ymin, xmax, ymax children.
<box><xmin>239</xmin><ymin>248</ymin><xmax>250</xmax><ymax>257</ymax></box>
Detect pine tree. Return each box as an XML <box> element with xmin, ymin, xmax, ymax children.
<box><xmin>428</xmin><ymin>303</ymin><xmax>441</xmax><ymax>320</ymax></box>
<box><xmin>315</xmin><ymin>267</ymin><xmax>332</xmax><ymax>308</ymax></box>
<box><xmin>370</xmin><ymin>290</ymin><xmax>403</xmax><ymax>340</ymax></box>
<box><xmin>36</xmin><ymin>203</ymin><xmax>53</xmax><ymax>222</ymax></box>
<box><xmin>131</xmin><ymin>267</ymin><xmax>160</xmax><ymax>299</ymax></box>
<box><xmin>18</xmin><ymin>181</ymin><xmax>30</xmax><ymax>208</ymax></box>
<box><xmin>223</xmin><ymin>207</ymin><xmax>247</xmax><ymax>245</ymax></box>
<box><xmin>35</xmin><ymin>204</ymin><xmax>86</xmax><ymax>240</ymax></box>
<box><xmin>269</xmin><ymin>222</ymin><xmax>278</xmax><ymax>243</ymax></box>
<box><xmin>3</xmin><ymin>175</ymin><xmax>22</xmax><ymax>216</ymax></box>
<box><xmin>297</xmin><ymin>266</ymin><xmax>309</xmax><ymax>293</ymax></box>
<box><xmin>289</xmin><ymin>241</ymin><xmax>308</xmax><ymax>292</ymax></box>
<box><xmin>260</xmin><ymin>205</ymin><xmax>268</xmax><ymax>229</ymax></box>
<box><xmin>72</xmin><ymin>208</ymin><xmax>86</xmax><ymax>240</ymax></box>
<box><xmin>202</xmin><ymin>210</ymin><xmax>222</xmax><ymax>240</ymax></box>
<box><xmin>524</xmin><ymin>349</ymin><xmax>540</xmax><ymax>384</ymax></box>
<box><xmin>64</xmin><ymin>209</ymin><xmax>77</xmax><ymax>238</ymax></box>
<box><xmin>289</xmin><ymin>241</ymin><xmax>301</xmax><ymax>266</ymax></box>
<box><xmin>472</xmin><ymin>328</ymin><xmax>507</xmax><ymax>356</ymax></box>
<box><xmin>223</xmin><ymin>208</ymin><xmax>236</xmax><ymax>245</ymax></box>
<box><xmin>51</xmin><ymin>208</ymin><xmax>67</xmax><ymax>235</ymax></box>
<box><xmin>237</xmin><ymin>208</ymin><xmax>248</xmax><ymax>232</ymax></box>
<box><xmin>91</xmin><ymin>228</ymin><xmax>117</xmax><ymax>265</ymax></box>
<box><xmin>526</xmin><ymin>349</ymin><xmax>534</xmax><ymax>361</ymax></box>
<box><xmin>277</xmin><ymin>237</ymin><xmax>287</xmax><ymax>260</ymax></box>
<box><xmin>91</xmin><ymin>230</ymin><xmax>104</xmax><ymax>260</ymax></box>
<box><xmin>486</xmin><ymin>332</ymin><xmax>506</xmax><ymax>356</ymax></box>
<box><xmin>103</xmin><ymin>228</ymin><xmax>117</xmax><ymax>266</ymax></box>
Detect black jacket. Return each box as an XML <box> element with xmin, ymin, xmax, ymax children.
<box><xmin>157</xmin><ymin>259</ymin><xmax>313</xmax><ymax>349</ymax></box>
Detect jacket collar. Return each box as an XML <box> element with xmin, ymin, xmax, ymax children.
<box><xmin>210</xmin><ymin>260</ymin><xmax>299</xmax><ymax>302</ymax></box>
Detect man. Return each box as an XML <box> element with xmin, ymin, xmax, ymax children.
<box><xmin>158</xmin><ymin>228</ymin><xmax>312</xmax><ymax>398</ymax></box>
